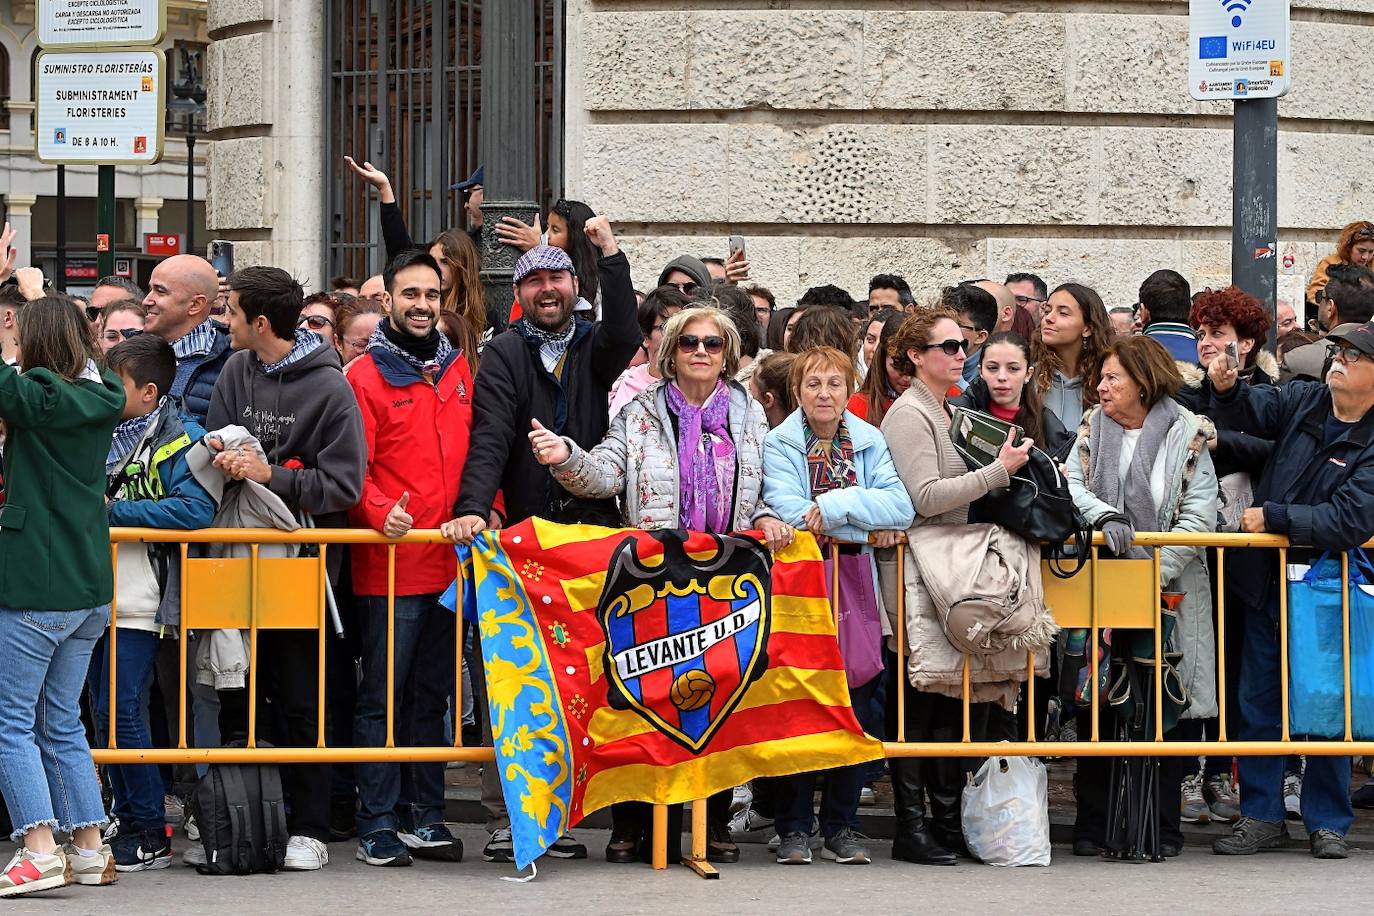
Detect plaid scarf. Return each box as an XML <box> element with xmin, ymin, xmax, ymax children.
<box><xmin>520</xmin><ymin>319</ymin><xmax>576</xmax><ymax>374</ymax></box>
<box><xmin>260</xmin><ymin>328</ymin><xmax>320</xmax><ymax>375</ymax></box>
<box><xmin>804</xmin><ymin>417</ymin><xmax>858</xmax><ymax>498</ymax></box>
<box><xmin>172</xmin><ymin>320</ymin><xmax>217</xmax><ymax>360</ymax></box>
<box><xmin>107</xmin><ymin>398</ymin><xmax>164</xmax><ymax>473</ymax></box>
<box><xmin>367</xmin><ymin>322</ymin><xmax>453</xmax><ymax>377</ymax></box>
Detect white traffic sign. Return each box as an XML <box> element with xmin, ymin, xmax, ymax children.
<box><xmin>34</xmin><ymin>49</ymin><xmax>165</xmax><ymax>165</ymax></box>
<box><xmin>38</xmin><ymin>0</ymin><xmax>166</xmax><ymax>48</ymax></box>
<box><xmin>1189</xmin><ymin>0</ymin><xmax>1291</xmax><ymax>100</ymax></box>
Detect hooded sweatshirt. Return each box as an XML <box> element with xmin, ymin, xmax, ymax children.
<box><xmin>1043</xmin><ymin>370</ymin><xmax>1086</xmax><ymax>430</ymax></box>
<box><xmin>656</xmin><ymin>255</ymin><xmax>711</xmax><ymax>290</ymax></box>
<box><xmin>206</xmin><ymin>338</ymin><xmax>366</xmax><ymax>522</ymax></box>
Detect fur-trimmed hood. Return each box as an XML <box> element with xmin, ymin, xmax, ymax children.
<box><xmin>1176</xmin><ymin>349</ymin><xmax>1279</xmax><ymax>390</ymax></box>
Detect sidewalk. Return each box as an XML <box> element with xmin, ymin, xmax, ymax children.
<box><xmin>442</xmin><ymin>759</ymin><xmax>1374</xmax><ymax>849</ymax></box>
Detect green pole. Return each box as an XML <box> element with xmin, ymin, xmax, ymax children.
<box><xmin>97</xmin><ymin>164</ymin><xmax>116</xmax><ymax>279</ymax></box>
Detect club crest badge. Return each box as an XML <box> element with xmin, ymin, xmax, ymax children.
<box><xmin>597</xmin><ymin>530</ymin><xmax>772</xmax><ymax>753</ymax></box>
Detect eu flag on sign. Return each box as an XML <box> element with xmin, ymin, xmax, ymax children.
<box><xmin>443</xmin><ymin>519</ymin><xmax>883</xmax><ymax>870</ymax></box>
<box><xmin>1199</xmin><ymin>36</ymin><xmax>1227</xmax><ymax>59</ymax></box>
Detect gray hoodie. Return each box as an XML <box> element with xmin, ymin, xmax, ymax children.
<box><xmin>205</xmin><ymin>339</ymin><xmax>366</xmax><ymax>521</ymax></box>
<box><xmin>1043</xmin><ymin>370</ymin><xmax>1086</xmax><ymax>430</ymax></box>
<box><xmin>656</xmin><ymin>255</ymin><xmax>711</xmax><ymax>289</ymax></box>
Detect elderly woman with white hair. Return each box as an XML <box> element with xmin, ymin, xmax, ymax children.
<box><xmin>529</xmin><ymin>305</ymin><xmax>792</xmax><ymax>866</ymax></box>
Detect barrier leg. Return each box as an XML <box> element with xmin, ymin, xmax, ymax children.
<box><xmin>681</xmin><ymin>798</ymin><xmax>719</xmax><ymax>879</ymax></box>
<box><xmin>651</xmin><ymin>804</ymin><xmax>668</xmax><ymax>870</ymax></box>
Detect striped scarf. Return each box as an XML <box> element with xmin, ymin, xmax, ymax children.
<box><xmin>260</xmin><ymin>328</ymin><xmax>321</xmax><ymax>375</ymax></box>
<box><xmin>107</xmin><ymin>399</ymin><xmax>163</xmax><ymax>473</ymax></box>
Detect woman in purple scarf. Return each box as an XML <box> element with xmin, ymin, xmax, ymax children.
<box><xmin>531</xmin><ymin>305</ymin><xmax>792</xmax><ymax>866</ymax></box>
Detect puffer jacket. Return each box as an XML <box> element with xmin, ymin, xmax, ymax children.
<box><xmin>1066</xmin><ymin>405</ymin><xmax>1220</xmax><ymax>720</ymax></box>
<box><xmin>551</xmin><ymin>379</ymin><xmax>774</xmax><ymax>531</ymax></box>
<box><xmin>878</xmin><ymin>380</ymin><xmax>1049</xmax><ymax>710</ymax></box>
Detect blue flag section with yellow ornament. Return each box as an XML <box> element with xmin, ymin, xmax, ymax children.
<box><xmin>443</xmin><ymin>518</ymin><xmax>883</xmax><ymax>870</ymax></box>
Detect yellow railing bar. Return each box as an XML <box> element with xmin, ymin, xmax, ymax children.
<box><xmin>1343</xmin><ymin>551</ymin><xmax>1353</xmax><ymax>742</ymax></box>
<box><xmin>1280</xmin><ymin>546</ymin><xmax>1290</xmax><ymax>742</ymax></box>
<box><xmin>317</xmin><ymin>543</ymin><xmax>328</xmax><ymax>748</ymax></box>
<box><xmin>248</xmin><ymin>543</ymin><xmax>259</xmax><ymax>748</ymax></box>
<box><xmin>387</xmin><ymin>543</ymin><xmax>396</xmax><ymax>749</ymax></box>
<box><xmin>1153</xmin><ymin>547</ymin><xmax>1163</xmax><ymax>742</ymax></box>
<box><xmin>895</xmin><ymin>544</ymin><xmax>906</xmax><ymax>743</ymax></box>
<box><xmin>178</xmin><ymin>542</ymin><xmax>189</xmax><ymax>749</ymax></box>
<box><xmin>108</xmin><ymin>541</ymin><xmax>118</xmax><ymax>750</ymax></box>
<box><xmin>1216</xmin><ymin>545</ymin><xmax>1227</xmax><ymax>741</ymax></box>
<box><xmin>1090</xmin><ymin>543</ymin><xmax>1100</xmax><ymax>743</ymax></box>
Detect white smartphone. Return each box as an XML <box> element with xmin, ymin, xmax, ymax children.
<box><xmin>1224</xmin><ymin>341</ymin><xmax>1240</xmax><ymax>368</ymax></box>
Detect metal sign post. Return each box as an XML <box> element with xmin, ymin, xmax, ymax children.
<box><xmin>1189</xmin><ymin>0</ymin><xmax>1292</xmax><ymax>350</ymax></box>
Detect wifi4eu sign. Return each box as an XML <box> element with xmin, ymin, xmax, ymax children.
<box><xmin>1190</xmin><ymin>0</ymin><xmax>1291</xmax><ymax>100</ymax></box>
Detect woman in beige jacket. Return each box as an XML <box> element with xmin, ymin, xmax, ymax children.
<box><xmin>878</xmin><ymin>307</ymin><xmax>1035</xmax><ymax>865</ymax></box>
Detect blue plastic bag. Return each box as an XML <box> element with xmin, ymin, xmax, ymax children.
<box><xmin>1287</xmin><ymin>556</ymin><xmax>1346</xmax><ymax>739</ymax></box>
<box><xmin>1288</xmin><ymin>552</ymin><xmax>1374</xmax><ymax>740</ymax></box>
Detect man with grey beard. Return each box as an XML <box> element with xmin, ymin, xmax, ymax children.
<box><xmin>443</xmin><ymin>216</ymin><xmax>639</xmax><ymax>865</ymax></box>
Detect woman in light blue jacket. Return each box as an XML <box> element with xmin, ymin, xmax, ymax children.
<box><xmin>761</xmin><ymin>347</ymin><xmax>914</xmax><ymax>867</ymax></box>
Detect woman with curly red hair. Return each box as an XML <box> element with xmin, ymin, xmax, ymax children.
<box><xmin>1307</xmin><ymin>220</ymin><xmax>1374</xmax><ymax>313</ymax></box>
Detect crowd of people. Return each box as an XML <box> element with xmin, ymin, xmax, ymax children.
<box><xmin>0</xmin><ymin>196</ymin><xmax>1372</xmax><ymax>893</ymax></box>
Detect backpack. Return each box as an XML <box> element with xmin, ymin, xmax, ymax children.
<box><xmin>193</xmin><ymin>740</ymin><xmax>289</xmax><ymax>875</ymax></box>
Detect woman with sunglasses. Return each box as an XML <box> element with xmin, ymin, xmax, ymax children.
<box><xmin>529</xmin><ymin>306</ymin><xmax>792</xmax><ymax>866</ymax></box>
<box><xmin>1034</xmin><ymin>283</ymin><xmax>1115</xmax><ymax>430</ymax></box>
<box><xmin>298</xmin><ymin>292</ymin><xmax>342</xmax><ymax>348</ymax></box>
<box><xmin>97</xmin><ymin>300</ymin><xmax>146</xmax><ymax>355</ymax></box>
<box><xmin>1306</xmin><ymin>220</ymin><xmax>1374</xmax><ymax>315</ymax></box>
<box><xmin>877</xmin><ymin>309</ymin><xmax>1035</xmax><ymax>866</ymax></box>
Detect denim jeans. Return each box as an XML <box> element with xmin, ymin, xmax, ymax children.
<box><xmin>353</xmin><ymin>594</ymin><xmax>455</xmax><ymax>837</ymax></box>
<box><xmin>1237</xmin><ymin>591</ymin><xmax>1354</xmax><ymax>834</ymax></box>
<box><xmin>87</xmin><ymin>629</ymin><xmax>165</xmax><ymax>829</ymax></box>
<box><xmin>775</xmin><ymin>675</ymin><xmax>880</xmax><ymax>839</ymax></box>
<box><xmin>0</xmin><ymin>604</ymin><xmax>111</xmax><ymax>841</ymax></box>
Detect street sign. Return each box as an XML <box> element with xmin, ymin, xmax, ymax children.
<box><xmin>34</xmin><ymin>49</ymin><xmax>165</xmax><ymax>165</ymax></box>
<box><xmin>38</xmin><ymin>0</ymin><xmax>167</xmax><ymax>49</ymax></box>
<box><xmin>1189</xmin><ymin>0</ymin><xmax>1291</xmax><ymax>100</ymax></box>
<box><xmin>145</xmin><ymin>233</ymin><xmax>180</xmax><ymax>256</ymax></box>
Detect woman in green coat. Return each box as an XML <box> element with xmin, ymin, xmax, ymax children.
<box><xmin>0</xmin><ymin>295</ymin><xmax>124</xmax><ymax>896</ymax></box>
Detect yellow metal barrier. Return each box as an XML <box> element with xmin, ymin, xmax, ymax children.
<box><xmin>103</xmin><ymin>527</ymin><xmax>1374</xmax><ymax>870</ymax></box>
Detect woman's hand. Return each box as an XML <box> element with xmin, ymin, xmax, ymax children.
<box><xmin>757</xmin><ymin>517</ymin><xmax>794</xmax><ymax>553</ymax></box>
<box><xmin>1101</xmin><ymin>518</ymin><xmax>1135</xmax><ymax>556</ymax></box>
<box><xmin>343</xmin><ymin>156</ymin><xmax>395</xmax><ymax>205</ymax></box>
<box><xmin>495</xmin><ymin>215</ymin><xmax>542</xmax><ymax>252</ymax></box>
<box><xmin>871</xmin><ymin>530</ymin><xmax>902</xmax><ymax>549</ymax></box>
<box><xmin>996</xmin><ymin>429</ymin><xmax>1034</xmax><ymax>476</ymax></box>
<box><xmin>1208</xmin><ymin>352</ymin><xmax>1239</xmax><ymax>394</ymax></box>
<box><xmin>528</xmin><ymin>418</ymin><xmax>570</xmax><ymax>466</ymax></box>
<box><xmin>802</xmin><ymin>503</ymin><xmax>825</xmax><ymax>538</ymax></box>
<box><xmin>725</xmin><ymin>248</ymin><xmax>750</xmax><ymax>285</ymax></box>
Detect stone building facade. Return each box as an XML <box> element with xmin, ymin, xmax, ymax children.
<box><xmin>208</xmin><ymin>1</ymin><xmax>1374</xmax><ymax>307</ymax></box>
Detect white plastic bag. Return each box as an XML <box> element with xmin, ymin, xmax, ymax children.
<box><xmin>960</xmin><ymin>754</ymin><xmax>1051</xmax><ymax>866</ymax></box>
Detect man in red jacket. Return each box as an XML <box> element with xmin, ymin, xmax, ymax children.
<box><xmin>346</xmin><ymin>250</ymin><xmax>472</xmax><ymax>868</ymax></box>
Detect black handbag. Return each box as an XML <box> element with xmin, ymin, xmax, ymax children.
<box><xmin>958</xmin><ymin>443</ymin><xmax>1092</xmax><ymax>578</ymax></box>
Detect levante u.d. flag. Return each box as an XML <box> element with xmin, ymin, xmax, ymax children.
<box><xmin>445</xmin><ymin>518</ymin><xmax>882</xmax><ymax>869</ymax></box>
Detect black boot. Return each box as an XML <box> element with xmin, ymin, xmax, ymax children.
<box><xmin>927</xmin><ymin>742</ymin><xmax>972</xmax><ymax>858</ymax></box>
<box><xmin>890</xmin><ymin>759</ymin><xmax>956</xmax><ymax>866</ymax></box>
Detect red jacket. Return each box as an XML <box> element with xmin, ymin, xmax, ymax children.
<box><xmin>347</xmin><ymin>346</ymin><xmax>474</xmax><ymax>597</ymax></box>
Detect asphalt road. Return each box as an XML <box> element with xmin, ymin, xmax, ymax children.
<box><xmin>12</xmin><ymin>825</ymin><xmax>1374</xmax><ymax>915</ymax></box>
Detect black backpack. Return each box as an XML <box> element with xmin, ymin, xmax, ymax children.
<box><xmin>193</xmin><ymin>740</ymin><xmax>289</xmax><ymax>875</ymax></box>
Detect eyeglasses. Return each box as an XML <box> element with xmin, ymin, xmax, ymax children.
<box><xmin>668</xmin><ymin>282</ymin><xmax>698</xmax><ymax>294</ymax></box>
<box><xmin>299</xmin><ymin>314</ymin><xmax>335</xmax><ymax>330</ymax></box>
<box><xmin>677</xmin><ymin>334</ymin><xmax>725</xmax><ymax>355</ymax></box>
<box><xmin>921</xmin><ymin>338</ymin><xmax>970</xmax><ymax>357</ymax></box>
<box><xmin>1013</xmin><ymin>295</ymin><xmax>1045</xmax><ymax>307</ymax></box>
<box><xmin>344</xmin><ymin>336</ymin><xmax>369</xmax><ymax>352</ymax></box>
<box><xmin>1330</xmin><ymin>344</ymin><xmax>1371</xmax><ymax>364</ymax></box>
<box><xmin>85</xmin><ymin>306</ymin><xmax>102</xmax><ymax>322</ymax></box>
<box><xmin>956</xmin><ymin>322</ymin><xmax>977</xmax><ymax>334</ymax></box>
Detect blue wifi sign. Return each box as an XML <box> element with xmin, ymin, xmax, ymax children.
<box><xmin>1189</xmin><ymin>0</ymin><xmax>1291</xmax><ymax>101</ymax></box>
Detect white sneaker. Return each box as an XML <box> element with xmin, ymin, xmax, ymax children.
<box><xmin>103</xmin><ymin>818</ymin><xmax>120</xmax><ymax>842</ymax></box>
<box><xmin>1283</xmin><ymin>773</ymin><xmax>1302</xmax><ymax>821</ymax></box>
<box><xmin>730</xmin><ymin>784</ymin><xmax>752</xmax><ymax>813</ymax></box>
<box><xmin>283</xmin><ymin>836</ymin><xmax>329</xmax><ymax>871</ymax></box>
<box><xmin>185</xmin><ymin>813</ymin><xmax>200</xmax><ymax>842</ymax></box>
<box><xmin>729</xmin><ymin>805</ymin><xmax>774</xmax><ymax>843</ymax></box>
<box><xmin>182</xmin><ymin>845</ymin><xmax>207</xmax><ymax>868</ymax></box>
<box><xmin>859</xmin><ymin>786</ymin><xmax>877</xmax><ymax>807</ymax></box>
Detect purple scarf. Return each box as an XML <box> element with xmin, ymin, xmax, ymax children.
<box><xmin>666</xmin><ymin>380</ymin><xmax>736</xmax><ymax>533</ymax></box>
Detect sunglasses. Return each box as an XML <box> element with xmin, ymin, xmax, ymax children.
<box><xmin>299</xmin><ymin>314</ymin><xmax>335</xmax><ymax>330</ymax></box>
<box><xmin>667</xmin><ymin>281</ymin><xmax>698</xmax><ymax>294</ymax></box>
<box><xmin>921</xmin><ymin>338</ymin><xmax>970</xmax><ymax>357</ymax></box>
<box><xmin>677</xmin><ymin>334</ymin><xmax>725</xmax><ymax>355</ymax></box>
<box><xmin>1357</xmin><ymin>226</ymin><xmax>1374</xmax><ymax>239</ymax></box>
<box><xmin>85</xmin><ymin>306</ymin><xmax>102</xmax><ymax>322</ymax></box>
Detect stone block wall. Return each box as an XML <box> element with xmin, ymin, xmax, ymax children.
<box><xmin>205</xmin><ymin>0</ymin><xmax>324</xmax><ymax>282</ymax></box>
<box><xmin>567</xmin><ymin>1</ymin><xmax>1374</xmax><ymax>309</ymax></box>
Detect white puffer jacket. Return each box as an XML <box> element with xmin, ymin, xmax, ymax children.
<box><xmin>551</xmin><ymin>379</ymin><xmax>774</xmax><ymax>531</ymax></box>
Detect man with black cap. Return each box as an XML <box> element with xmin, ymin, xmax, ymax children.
<box><xmin>452</xmin><ymin>166</ymin><xmax>484</xmax><ymax>247</ymax></box>
<box><xmin>1208</xmin><ymin>321</ymin><xmax>1374</xmax><ymax>860</ymax></box>
<box><xmin>443</xmin><ymin>216</ymin><xmax>639</xmax><ymax>864</ymax></box>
